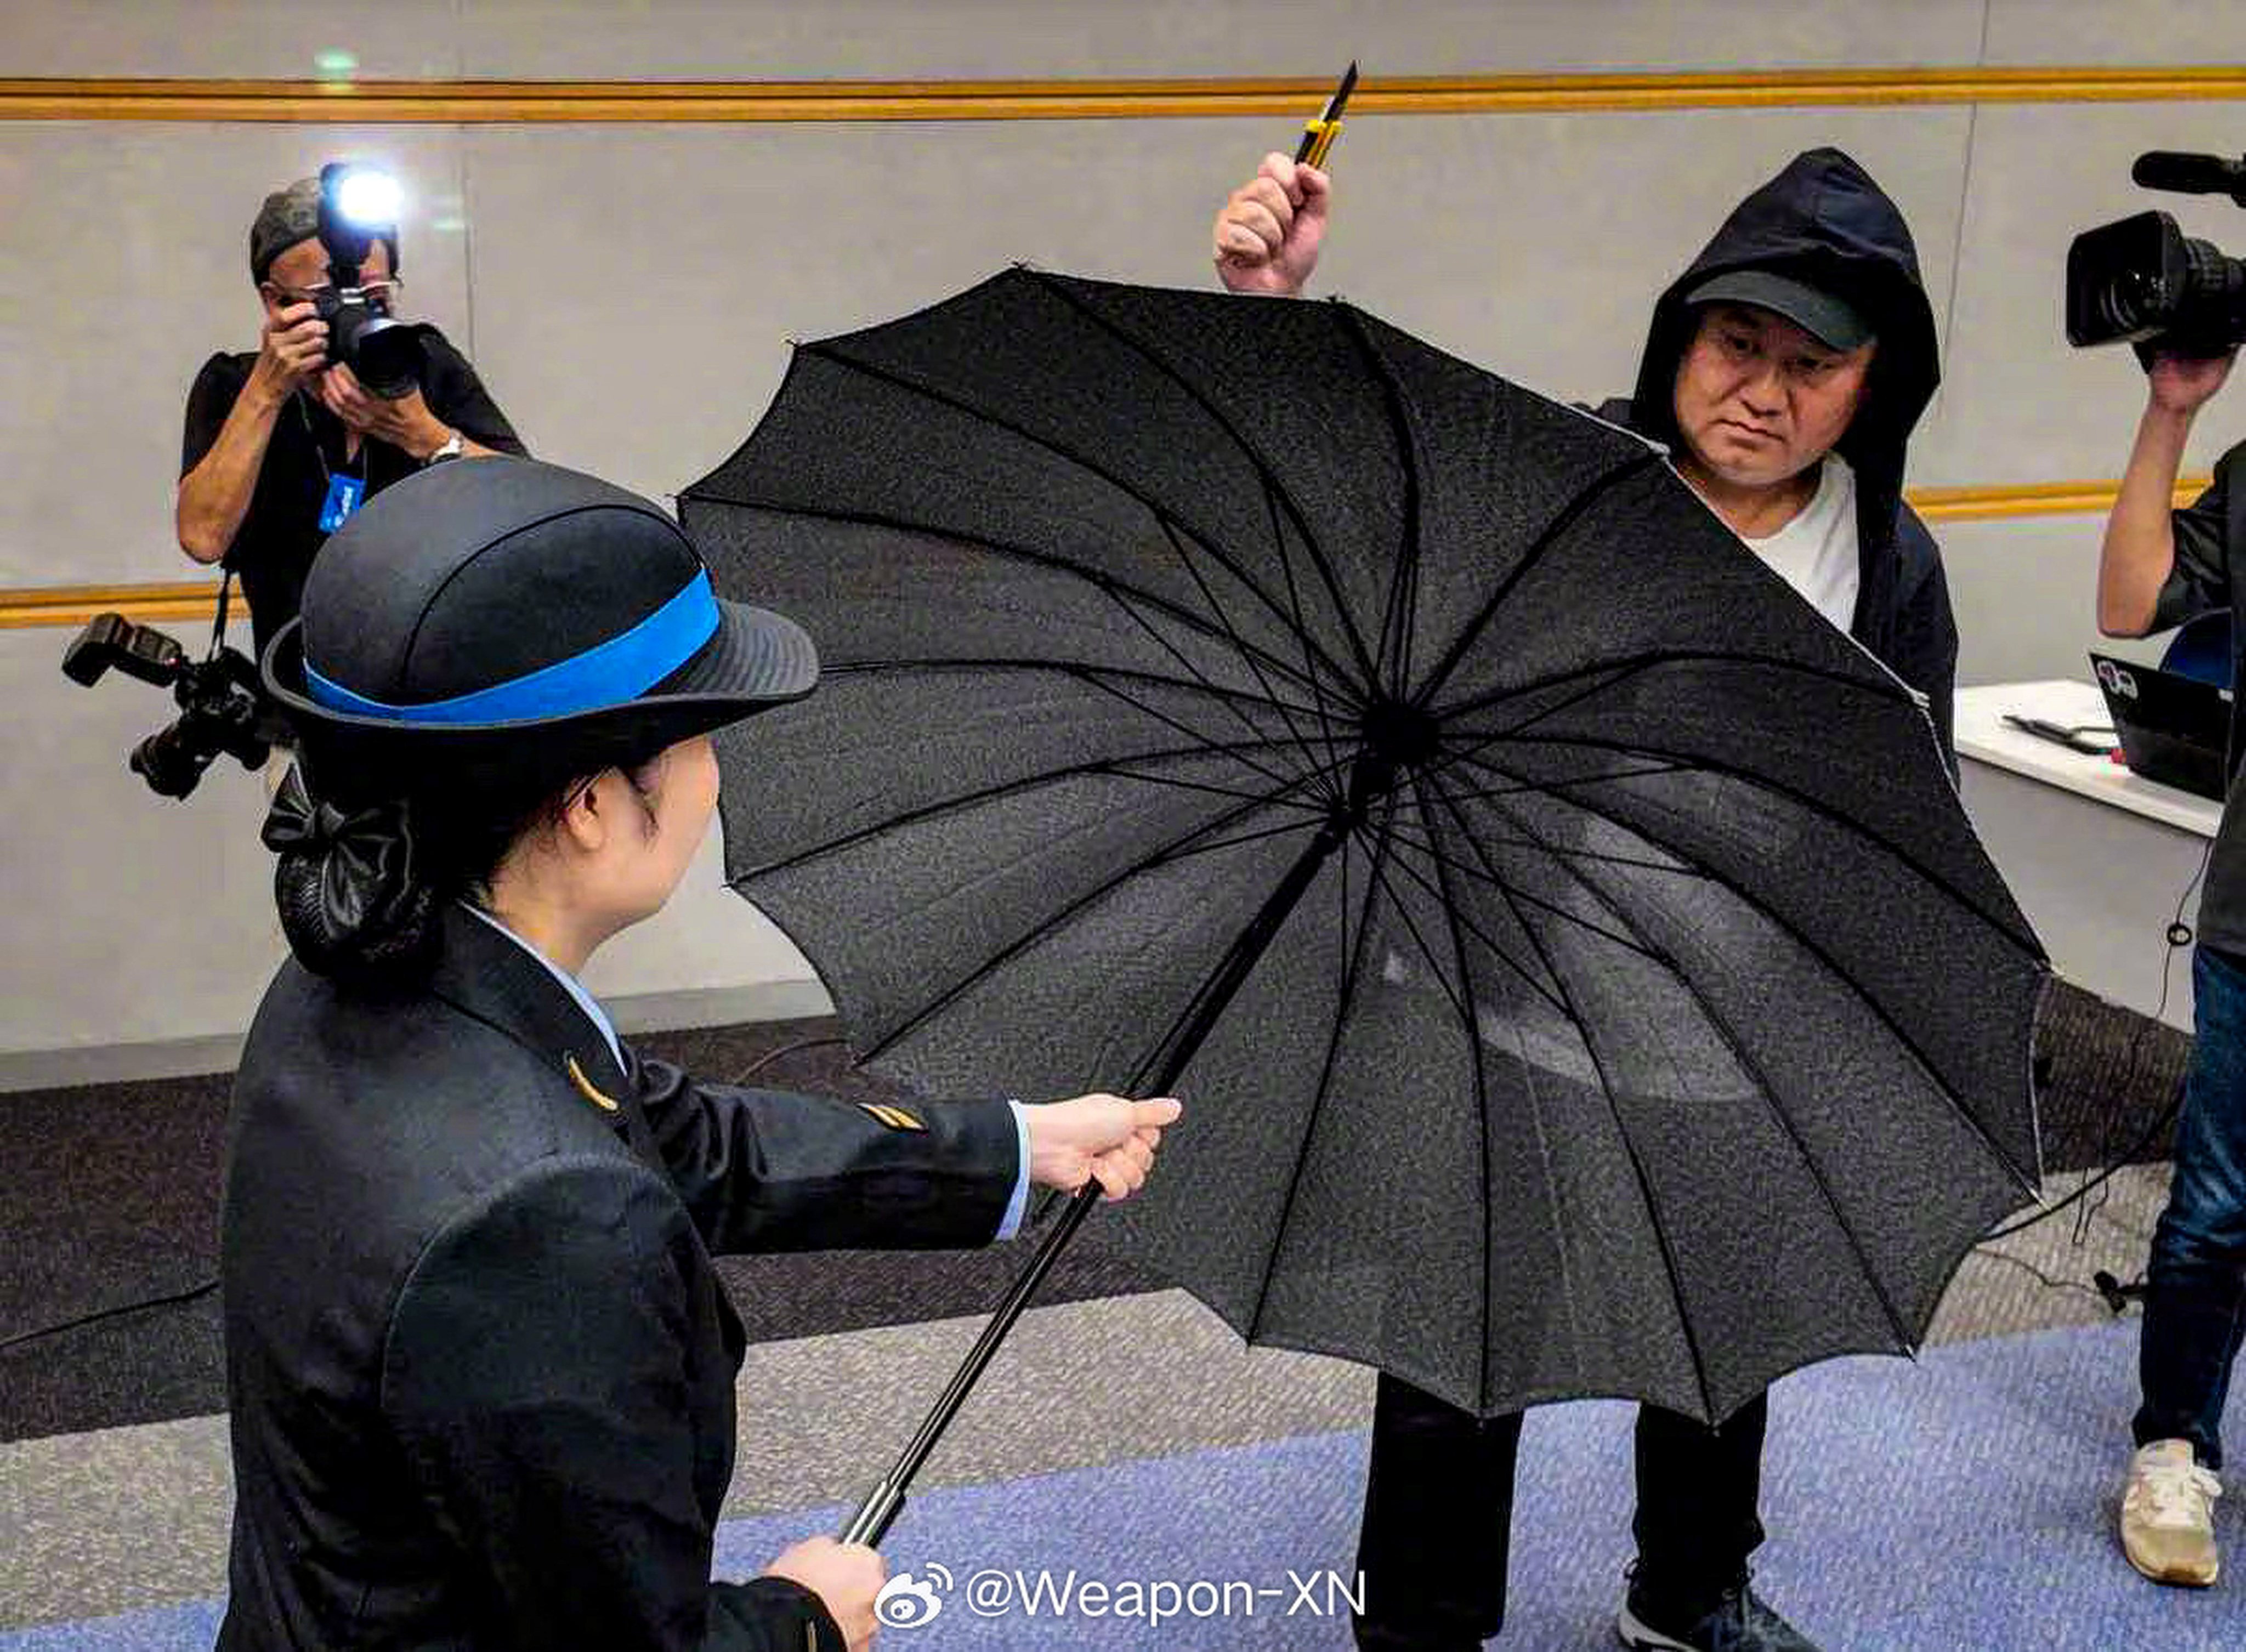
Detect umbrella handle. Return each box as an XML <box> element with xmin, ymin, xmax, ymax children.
<box><xmin>837</xmin><ymin>1478</ymin><xmax>904</xmax><ymax>1548</ymax></box>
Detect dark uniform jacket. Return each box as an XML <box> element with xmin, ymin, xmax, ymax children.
<box><xmin>2151</xmin><ymin>437</ymin><xmax>2246</xmax><ymax>953</ymax></box>
<box><xmin>218</xmin><ymin>905</ymin><xmax>1020</xmax><ymax>1650</ymax></box>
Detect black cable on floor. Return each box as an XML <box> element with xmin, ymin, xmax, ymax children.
<box><xmin>731</xmin><ymin>1035</ymin><xmax>849</xmax><ymax>1086</ymax></box>
<box><xmin>1978</xmin><ymin>1090</ymin><xmax>2183</xmax><ymax>1247</ymax></box>
<box><xmin>3</xmin><ymin>1038</ymin><xmax>856</xmax><ymax>1354</ymax></box>
<box><xmin>1968</xmin><ymin>1245</ymin><xmax>2107</xmax><ymax>1305</ymax></box>
<box><xmin>1972</xmin><ymin>833</ymin><xmax>2208</xmax><ymax>1279</ymax></box>
<box><xmin>0</xmin><ymin>1279</ymin><xmax>218</xmax><ymax>1354</ymax></box>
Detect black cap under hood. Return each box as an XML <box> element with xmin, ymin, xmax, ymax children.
<box><xmin>1625</xmin><ymin>147</ymin><xmax>1941</xmax><ymax>570</ymax></box>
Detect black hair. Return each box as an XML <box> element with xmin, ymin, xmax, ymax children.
<box><xmin>269</xmin><ymin>745</ymin><xmax>670</xmax><ymax>991</ymax></box>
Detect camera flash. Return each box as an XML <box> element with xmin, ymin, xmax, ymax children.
<box><xmin>334</xmin><ymin>168</ymin><xmax>402</xmax><ymax>229</ymax></box>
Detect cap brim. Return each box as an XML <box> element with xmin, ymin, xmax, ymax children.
<box><xmin>655</xmin><ymin>598</ymin><xmax>820</xmax><ymax>702</ymax></box>
<box><xmin>1685</xmin><ymin>269</ymin><xmax>1874</xmax><ymax>351</ymax></box>
<box><xmin>260</xmin><ymin>598</ymin><xmax>818</xmax><ymax>788</ymax></box>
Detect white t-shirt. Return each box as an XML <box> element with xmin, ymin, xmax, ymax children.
<box><xmin>1738</xmin><ymin>452</ymin><xmax>1860</xmax><ymax>632</ymax></box>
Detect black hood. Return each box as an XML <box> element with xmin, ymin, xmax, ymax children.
<box><xmin>1624</xmin><ymin>147</ymin><xmax>1941</xmax><ymax>559</ymax></box>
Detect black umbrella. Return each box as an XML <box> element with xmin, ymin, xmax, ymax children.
<box><xmin>679</xmin><ymin>268</ymin><xmax>2046</xmax><ymax>1545</ymax></box>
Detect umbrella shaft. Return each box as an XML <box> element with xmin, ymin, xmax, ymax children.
<box><xmin>1134</xmin><ymin>818</ymin><xmax>1348</xmax><ymax>1094</ymax></box>
<box><xmin>840</xmin><ymin>818</ymin><xmax>1348</xmax><ymax>1547</ymax></box>
<box><xmin>839</xmin><ymin>1183</ymin><xmax>1100</xmax><ymax>1546</ymax></box>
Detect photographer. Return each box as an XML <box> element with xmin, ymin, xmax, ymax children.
<box><xmin>2094</xmin><ymin>342</ymin><xmax>2243</xmax><ymax>1590</ymax></box>
<box><xmin>177</xmin><ymin>174</ymin><xmax>525</xmax><ymax>661</ymax></box>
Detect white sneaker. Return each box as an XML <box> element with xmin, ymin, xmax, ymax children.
<box><xmin>2120</xmin><ymin>1439</ymin><xmax>2222</xmax><ymax>1586</ymax></box>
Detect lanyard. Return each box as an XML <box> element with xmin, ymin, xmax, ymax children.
<box><xmin>294</xmin><ymin>391</ymin><xmax>367</xmax><ymax>490</ymax></box>
<box><xmin>297</xmin><ymin>392</ymin><xmax>370</xmax><ymax>533</ymax></box>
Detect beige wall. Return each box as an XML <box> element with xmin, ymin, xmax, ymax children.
<box><xmin>4</xmin><ymin>0</ymin><xmax>2244</xmax><ymax>1079</ymax></box>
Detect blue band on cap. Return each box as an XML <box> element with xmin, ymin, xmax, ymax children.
<box><xmin>305</xmin><ymin>570</ymin><xmax>721</xmax><ymax>725</ymax></box>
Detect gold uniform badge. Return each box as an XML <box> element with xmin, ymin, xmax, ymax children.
<box><xmin>858</xmin><ymin>1102</ymin><xmax>926</xmax><ymax>1132</ymax></box>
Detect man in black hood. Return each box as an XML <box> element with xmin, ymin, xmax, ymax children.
<box><xmin>1211</xmin><ymin>146</ymin><xmax>1956</xmax><ymax>1652</ymax></box>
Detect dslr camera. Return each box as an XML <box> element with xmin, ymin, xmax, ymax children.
<box><xmin>63</xmin><ymin>614</ymin><xmax>271</xmax><ymax>798</ymax></box>
<box><xmin>314</xmin><ymin>161</ymin><xmax>421</xmax><ymax>398</ymax></box>
<box><xmin>2067</xmin><ymin>151</ymin><xmax>2246</xmax><ymax>355</ymax></box>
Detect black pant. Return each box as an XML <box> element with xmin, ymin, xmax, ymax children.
<box><xmin>1353</xmin><ymin>1372</ymin><xmax>1768</xmax><ymax>1647</ymax></box>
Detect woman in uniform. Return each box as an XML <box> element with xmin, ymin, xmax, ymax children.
<box><xmin>217</xmin><ymin>455</ymin><xmax>1179</xmax><ymax>1652</ymax></box>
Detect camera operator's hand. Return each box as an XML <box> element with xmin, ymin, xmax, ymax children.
<box><xmin>2147</xmin><ymin>347</ymin><xmax>2238</xmax><ymax>416</ymax></box>
<box><xmin>248</xmin><ymin>302</ymin><xmax>328</xmax><ymax>401</ymax></box>
<box><xmin>318</xmin><ymin>365</ymin><xmax>458</xmax><ymax>461</ymax></box>
<box><xmin>1213</xmin><ymin>152</ymin><xmax>1330</xmax><ymax>297</ymax></box>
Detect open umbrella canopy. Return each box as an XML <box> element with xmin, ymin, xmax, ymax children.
<box><xmin>681</xmin><ymin>267</ymin><xmax>2046</xmax><ymax>1427</ymax></box>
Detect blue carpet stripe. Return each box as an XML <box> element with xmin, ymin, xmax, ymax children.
<box><xmin>8</xmin><ymin>1320</ymin><xmax>2242</xmax><ymax>1649</ymax></box>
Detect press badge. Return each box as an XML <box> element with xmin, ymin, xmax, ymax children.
<box><xmin>318</xmin><ymin>475</ymin><xmax>365</xmax><ymax>532</ymax></box>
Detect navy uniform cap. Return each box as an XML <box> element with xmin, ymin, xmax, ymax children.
<box><xmin>262</xmin><ymin>456</ymin><xmax>816</xmax><ymax>787</ymax></box>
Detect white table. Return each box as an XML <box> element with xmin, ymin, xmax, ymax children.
<box><xmin>1955</xmin><ymin>681</ymin><xmax>2219</xmax><ymax>1030</ymax></box>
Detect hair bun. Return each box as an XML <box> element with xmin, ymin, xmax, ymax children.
<box><xmin>262</xmin><ymin>764</ymin><xmax>440</xmax><ymax>985</ymax></box>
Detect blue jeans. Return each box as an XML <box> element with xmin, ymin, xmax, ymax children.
<box><xmin>2135</xmin><ymin>944</ymin><xmax>2246</xmax><ymax>1469</ymax></box>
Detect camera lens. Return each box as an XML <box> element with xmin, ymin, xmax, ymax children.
<box><xmin>353</xmin><ymin>318</ymin><xmax>422</xmax><ymax>399</ymax></box>
<box><xmin>2096</xmin><ymin>270</ymin><xmax>2158</xmax><ymax>336</ymax></box>
<box><xmin>130</xmin><ymin>725</ymin><xmax>212</xmax><ymax>799</ymax></box>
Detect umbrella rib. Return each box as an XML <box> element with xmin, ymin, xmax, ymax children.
<box><xmin>829</xmin><ymin>658</ymin><xmax>1330</xmax><ymax>731</ymax></box>
<box><xmin>1257</xmin><ymin>473</ymin><xmax>1354</xmax><ymax>785</ymax></box>
<box><xmin>1245</xmin><ymin>824</ymin><xmax>1393</xmax><ymax>1347</ymax></box>
<box><xmin>1440</xmin><ymin>648</ymin><xmax>1904</xmax><ymax>728</ymax></box>
<box><xmin>1338</xmin><ymin>808</ymin><xmax>1352</xmax><ymax>1014</ymax></box>
<box><xmin>1069</xmin><ymin>668</ymin><xmax>1338</xmax><ymax>799</ymax></box>
<box><xmin>1410</xmin><ymin>452</ymin><xmax>1668</xmax><ymax>709</ymax></box>
<box><xmin>1460</xmin><ymin>726</ymin><xmax>2041</xmax><ymax>958</ymax></box>
<box><xmin>1405</xmin><ymin>771</ymin><xmax>1507</xmax><ymax>1416</ymax></box>
<box><xmin>1099</xmin><ymin>566</ymin><xmax>1344</xmax><ymax>805</ymax></box>
<box><xmin>852</xmin><ymin>780</ymin><xmax>1329</xmax><ymax>1069</ymax></box>
<box><xmin>1419</xmin><ymin>767</ymin><xmax>1720</xmax><ymax>1418</ymax></box>
<box><xmin>1369</xmin><ymin>829</ymin><xmax>1576</xmax><ymax>1017</ymax></box>
<box><xmin>705</xmin><ymin>492</ymin><xmax>1354</xmax><ymax>701</ymax></box>
<box><xmin>1103</xmin><ymin>767</ymin><xmax>1338</xmax><ymax>814</ymax></box>
<box><xmin>1444</xmin><ymin>661</ymin><xmax>1653</xmax><ymax>756</ymax></box>
<box><xmin>1250</xmin><ymin>481</ymin><xmax>1349</xmax><ymax>775</ymax></box>
<box><xmin>1379</xmin><ymin>813</ymin><xmax>1674</xmax><ymax>969</ymax></box>
<box><xmin>1019</xmin><ymin>271</ymin><xmax>1383</xmax><ymax>686</ymax></box>
<box><xmin>1333</xmin><ymin>304</ymin><xmax>1423</xmax><ymax>703</ymax></box>
<box><xmin>1358</xmin><ymin>835</ymin><xmax>1480</xmax><ymax>1031</ymax></box>
<box><xmin>1153</xmin><ymin>515</ymin><xmax>1351</xmax><ymax>788</ymax></box>
<box><xmin>1437</xmin><ymin>745</ymin><xmax>2041</xmax><ymax>1191</ymax></box>
<box><xmin>1115</xmin><ymin>824</ymin><xmax>1351</xmax><ymax>1104</ymax></box>
<box><xmin>1436</xmin><ymin>769</ymin><xmax>1921</xmax><ymax>1351</ymax></box>
<box><xmin>1386</xmin><ymin>805</ymin><xmax>1700</xmax><ymax>883</ymax></box>
<box><xmin>735</xmin><ymin>734</ymin><xmax>1329</xmax><ymax>881</ymax></box>
<box><xmin>798</xmin><ymin>336</ymin><xmax>1377</xmax><ymax>692</ymax></box>
<box><xmin>1432</xmin><ymin>760</ymin><xmax>1700</xmax><ymax>805</ymax></box>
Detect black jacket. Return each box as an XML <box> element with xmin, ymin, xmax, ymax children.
<box><xmin>181</xmin><ymin>326</ymin><xmax>526</xmax><ymax>660</ymax></box>
<box><xmin>2149</xmin><ymin>438</ymin><xmax>2246</xmax><ymax>953</ymax></box>
<box><xmin>2154</xmin><ymin>437</ymin><xmax>2246</xmax><ymax>770</ymax></box>
<box><xmin>218</xmin><ymin>905</ymin><xmax>1019</xmax><ymax>1650</ymax></box>
<box><xmin>1600</xmin><ymin>146</ymin><xmax>1959</xmax><ymax>765</ymax></box>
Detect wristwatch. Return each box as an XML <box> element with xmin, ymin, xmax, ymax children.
<box><xmin>424</xmin><ymin>430</ymin><xmax>464</xmax><ymax>466</ymax></box>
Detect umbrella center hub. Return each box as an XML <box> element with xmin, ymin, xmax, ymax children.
<box><xmin>1353</xmin><ymin>698</ymin><xmax>1441</xmax><ymax>807</ymax></box>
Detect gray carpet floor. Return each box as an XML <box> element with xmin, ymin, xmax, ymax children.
<box><xmin>0</xmin><ymin>981</ymin><xmax>2206</xmax><ymax>1635</ymax></box>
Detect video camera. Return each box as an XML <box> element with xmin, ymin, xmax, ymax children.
<box><xmin>2067</xmin><ymin>151</ymin><xmax>2246</xmax><ymax>355</ymax></box>
<box><xmin>314</xmin><ymin>161</ymin><xmax>420</xmax><ymax>399</ymax></box>
<box><xmin>62</xmin><ymin>613</ymin><xmax>270</xmax><ymax>798</ymax></box>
